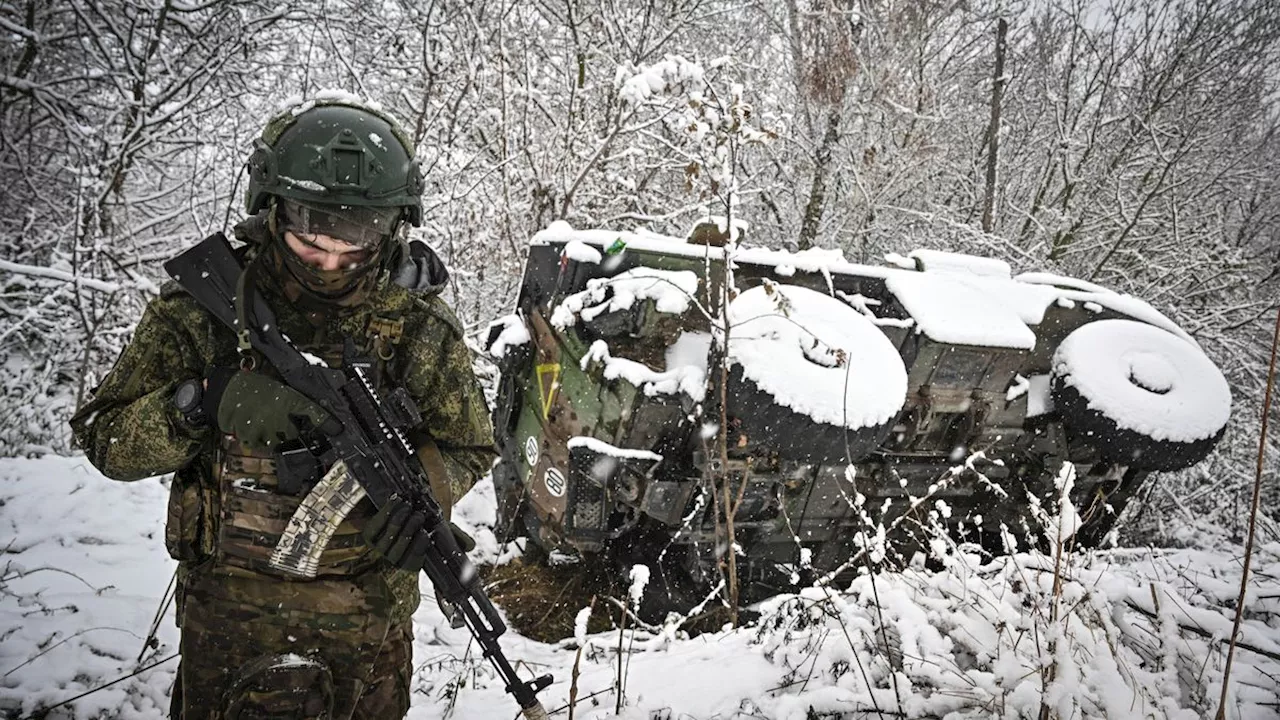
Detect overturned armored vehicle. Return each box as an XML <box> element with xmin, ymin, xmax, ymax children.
<box><xmin>484</xmin><ymin>221</ymin><xmax>1232</xmax><ymax>612</ymax></box>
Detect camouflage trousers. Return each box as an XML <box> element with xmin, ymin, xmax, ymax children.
<box><xmin>170</xmin><ymin>565</ymin><xmax>412</xmax><ymax>719</ymax></box>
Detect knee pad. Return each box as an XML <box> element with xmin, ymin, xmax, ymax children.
<box><xmin>223</xmin><ymin>653</ymin><xmax>335</xmax><ymax>719</ymax></box>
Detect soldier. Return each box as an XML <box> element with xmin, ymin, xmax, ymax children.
<box><xmin>70</xmin><ymin>97</ymin><xmax>496</xmax><ymax>719</ymax></box>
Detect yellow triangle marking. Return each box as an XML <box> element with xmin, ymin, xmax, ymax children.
<box><xmin>536</xmin><ymin>363</ymin><xmax>561</xmax><ymax>420</ymax></box>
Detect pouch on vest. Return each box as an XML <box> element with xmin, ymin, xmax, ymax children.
<box><xmin>214</xmin><ymin>436</ymin><xmax>377</xmax><ymax>578</ymax></box>
<box><xmin>165</xmin><ymin>466</ymin><xmax>214</xmax><ymax>564</ymax></box>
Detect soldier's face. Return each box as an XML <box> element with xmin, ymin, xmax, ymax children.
<box><xmin>283</xmin><ymin>230</ymin><xmax>372</xmax><ymax>271</ymax></box>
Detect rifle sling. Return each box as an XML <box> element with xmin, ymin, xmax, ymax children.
<box><xmin>416</xmin><ymin>438</ymin><xmax>453</xmax><ymax>521</ymax></box>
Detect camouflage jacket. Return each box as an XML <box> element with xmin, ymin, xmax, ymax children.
<box><xmin>70</xmin><ymin>230</ymin><xmax>497</xmax><ymax>624</ymax></box>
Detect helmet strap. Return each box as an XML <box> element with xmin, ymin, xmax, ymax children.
<box><xmin>266</xmin><ymin>198</ymin><xmax>281</xmax><ymax>239</ymax></box>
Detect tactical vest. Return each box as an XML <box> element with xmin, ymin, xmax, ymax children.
<box><xmin>203</xmin><ymin>313</ymin><xmax>407</xmax><ymax>579</ymax></box>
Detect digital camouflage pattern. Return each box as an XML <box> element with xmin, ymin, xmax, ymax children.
<box><xmin>70</xmin><ymin>222</ymin><xmax>495</xmax><ymax>718</ymax></box>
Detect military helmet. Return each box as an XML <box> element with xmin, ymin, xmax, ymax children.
<box><xmin>245</xmin><ymin>99</ymin><xmax>424</xmax><ymax>226</ymax></box>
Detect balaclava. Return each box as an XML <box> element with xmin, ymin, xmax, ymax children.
<box><xmin>267</xmin><ymin>199</ymin><xmax>403</xmax><ymax>309</ymax></box>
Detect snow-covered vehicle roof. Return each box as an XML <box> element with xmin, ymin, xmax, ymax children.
<box><xmin>533</xmin><ymin>220</ymin><xmax>1197</xmax><ymax>348</ymax></box>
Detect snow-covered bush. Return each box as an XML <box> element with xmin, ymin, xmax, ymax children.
<box><xmin>4</xmin><ymin>458</ymin><xmax>1276</xmax><ymax>718</ymax></box>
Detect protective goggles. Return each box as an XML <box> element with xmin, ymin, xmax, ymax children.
<box><xmin>280</xmin><ymin>199</ymin><xmax>401</xmax><ymax>250</ymax></box>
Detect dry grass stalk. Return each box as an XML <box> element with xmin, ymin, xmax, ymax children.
<box><xmin>567</xmin><ymin>596</ymin><xmax>595</xmax><ymax>720</ymax></box>
<box><xmin>1215</xmin><ymin>305</ymin><xmax>1280</xmax><ymax>719</ymax></box>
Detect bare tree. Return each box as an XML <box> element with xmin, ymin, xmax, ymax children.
<box><xmin>0</xmin><ymin>0</ymin><xmax>288</xmax><ymax>453</ymax></box>
<box><xmin>1</xmin><ymin>0</ymin><xmax>1275</xmax><ymax>536</ymax></box>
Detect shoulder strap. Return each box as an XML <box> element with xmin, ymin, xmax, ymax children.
<box><xmin>416</xmin><ymin>437</ymin><xmax>454</xmax><ymax>519</ymax></box>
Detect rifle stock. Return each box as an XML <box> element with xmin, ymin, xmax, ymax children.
<box><xmin>164</xmin><ymin>234</ymin><xmax>552</xmax><ymax>716</ymax></box>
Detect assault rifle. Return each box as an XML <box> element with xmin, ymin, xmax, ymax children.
<box><xmin>164</xmin><ymin>234</ymin><xmax>552</xmax><ymax>719</ymax></box>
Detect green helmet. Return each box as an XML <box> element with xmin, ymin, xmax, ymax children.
<box><xmin>245</xmin><ymin>100</ymin><xmax>423</xmax><ymax>226</ymax></box>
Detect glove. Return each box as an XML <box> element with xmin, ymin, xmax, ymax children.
<box><xmin>451</xmin><ymin>521</ymin><xmax>476</xmax><ymax>553</ymax></box>
<box><xmin>361</xmin><ymin>494</ymin><xmax>476</xmax><ymax>571</ymax></box>
<box><xmin>205</xmin><ymin>368</ymin><xmax>334</xmax><ymax>451</ymax></box>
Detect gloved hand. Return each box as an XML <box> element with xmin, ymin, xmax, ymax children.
<box><xmin>361</xmin><ymin>494</ymin><xmax>476</xmax><ymax>571</ymax></box>
<box><xmin>205</xmin><ymin>368</ymin><xmax>334</xmax><ymax>451</ymax></box>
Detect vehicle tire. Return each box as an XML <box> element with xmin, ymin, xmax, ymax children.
<box><xmin>725</xmin><ymin>284</ymin><xmax>907</xmax><ymax>465</ymax></box>
<box><xmin>1051</xmin><ymin>319</ymin><xmax>1230</xmax><ymax>472</ymax></box>
<box><xmin>726</xmin><ymin>366</ymin><xmax>894</xmax><ymax>464</ymax></box>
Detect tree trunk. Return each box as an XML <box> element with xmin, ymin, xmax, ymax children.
<box><xmin>981</xmin><ymin>18</ymin><xmax>1007</xmax><ymax>234</ymax></box>
<box><xmin>798</xmin><ymin>109</ymin><xmax>841</xmax><ymax>250</ymax></box>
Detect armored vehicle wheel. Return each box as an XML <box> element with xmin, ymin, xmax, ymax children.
<box><xmin>725</xmin><ymin>284</ymin><xmax>908</xmax><ymax>465</ymax></box>
<box><xmin>726</xmin><ymin>366</ymin><xmax>894</xmax><ymax>464</ymax></box>
<box><xmin>1051</xmin><ymin>319</ymin><xmax>1231</xmax><ymax>472</ymax></box>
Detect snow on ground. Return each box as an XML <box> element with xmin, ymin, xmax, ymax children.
<box><xmin>3</xmin><ymin>456</ymin><xmax>1279</xmax><ymax>719</ymax></box>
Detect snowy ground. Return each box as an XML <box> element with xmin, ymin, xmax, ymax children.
<box><xmin>2</xmin><ymin>455</ymin><xmax>1278</xmax><ymax>719</ymax></box>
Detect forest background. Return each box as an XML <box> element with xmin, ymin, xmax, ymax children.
<box><xmin>2</xmin><ymin>0</ymin><xmax>1278</xmax><ymax>545</ymax></box>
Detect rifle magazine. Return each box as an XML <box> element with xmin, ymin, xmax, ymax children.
<box><xmin>269</xmin><ymin>460</ymin><xmax>367</xmax><ymax>578</ymax></box>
